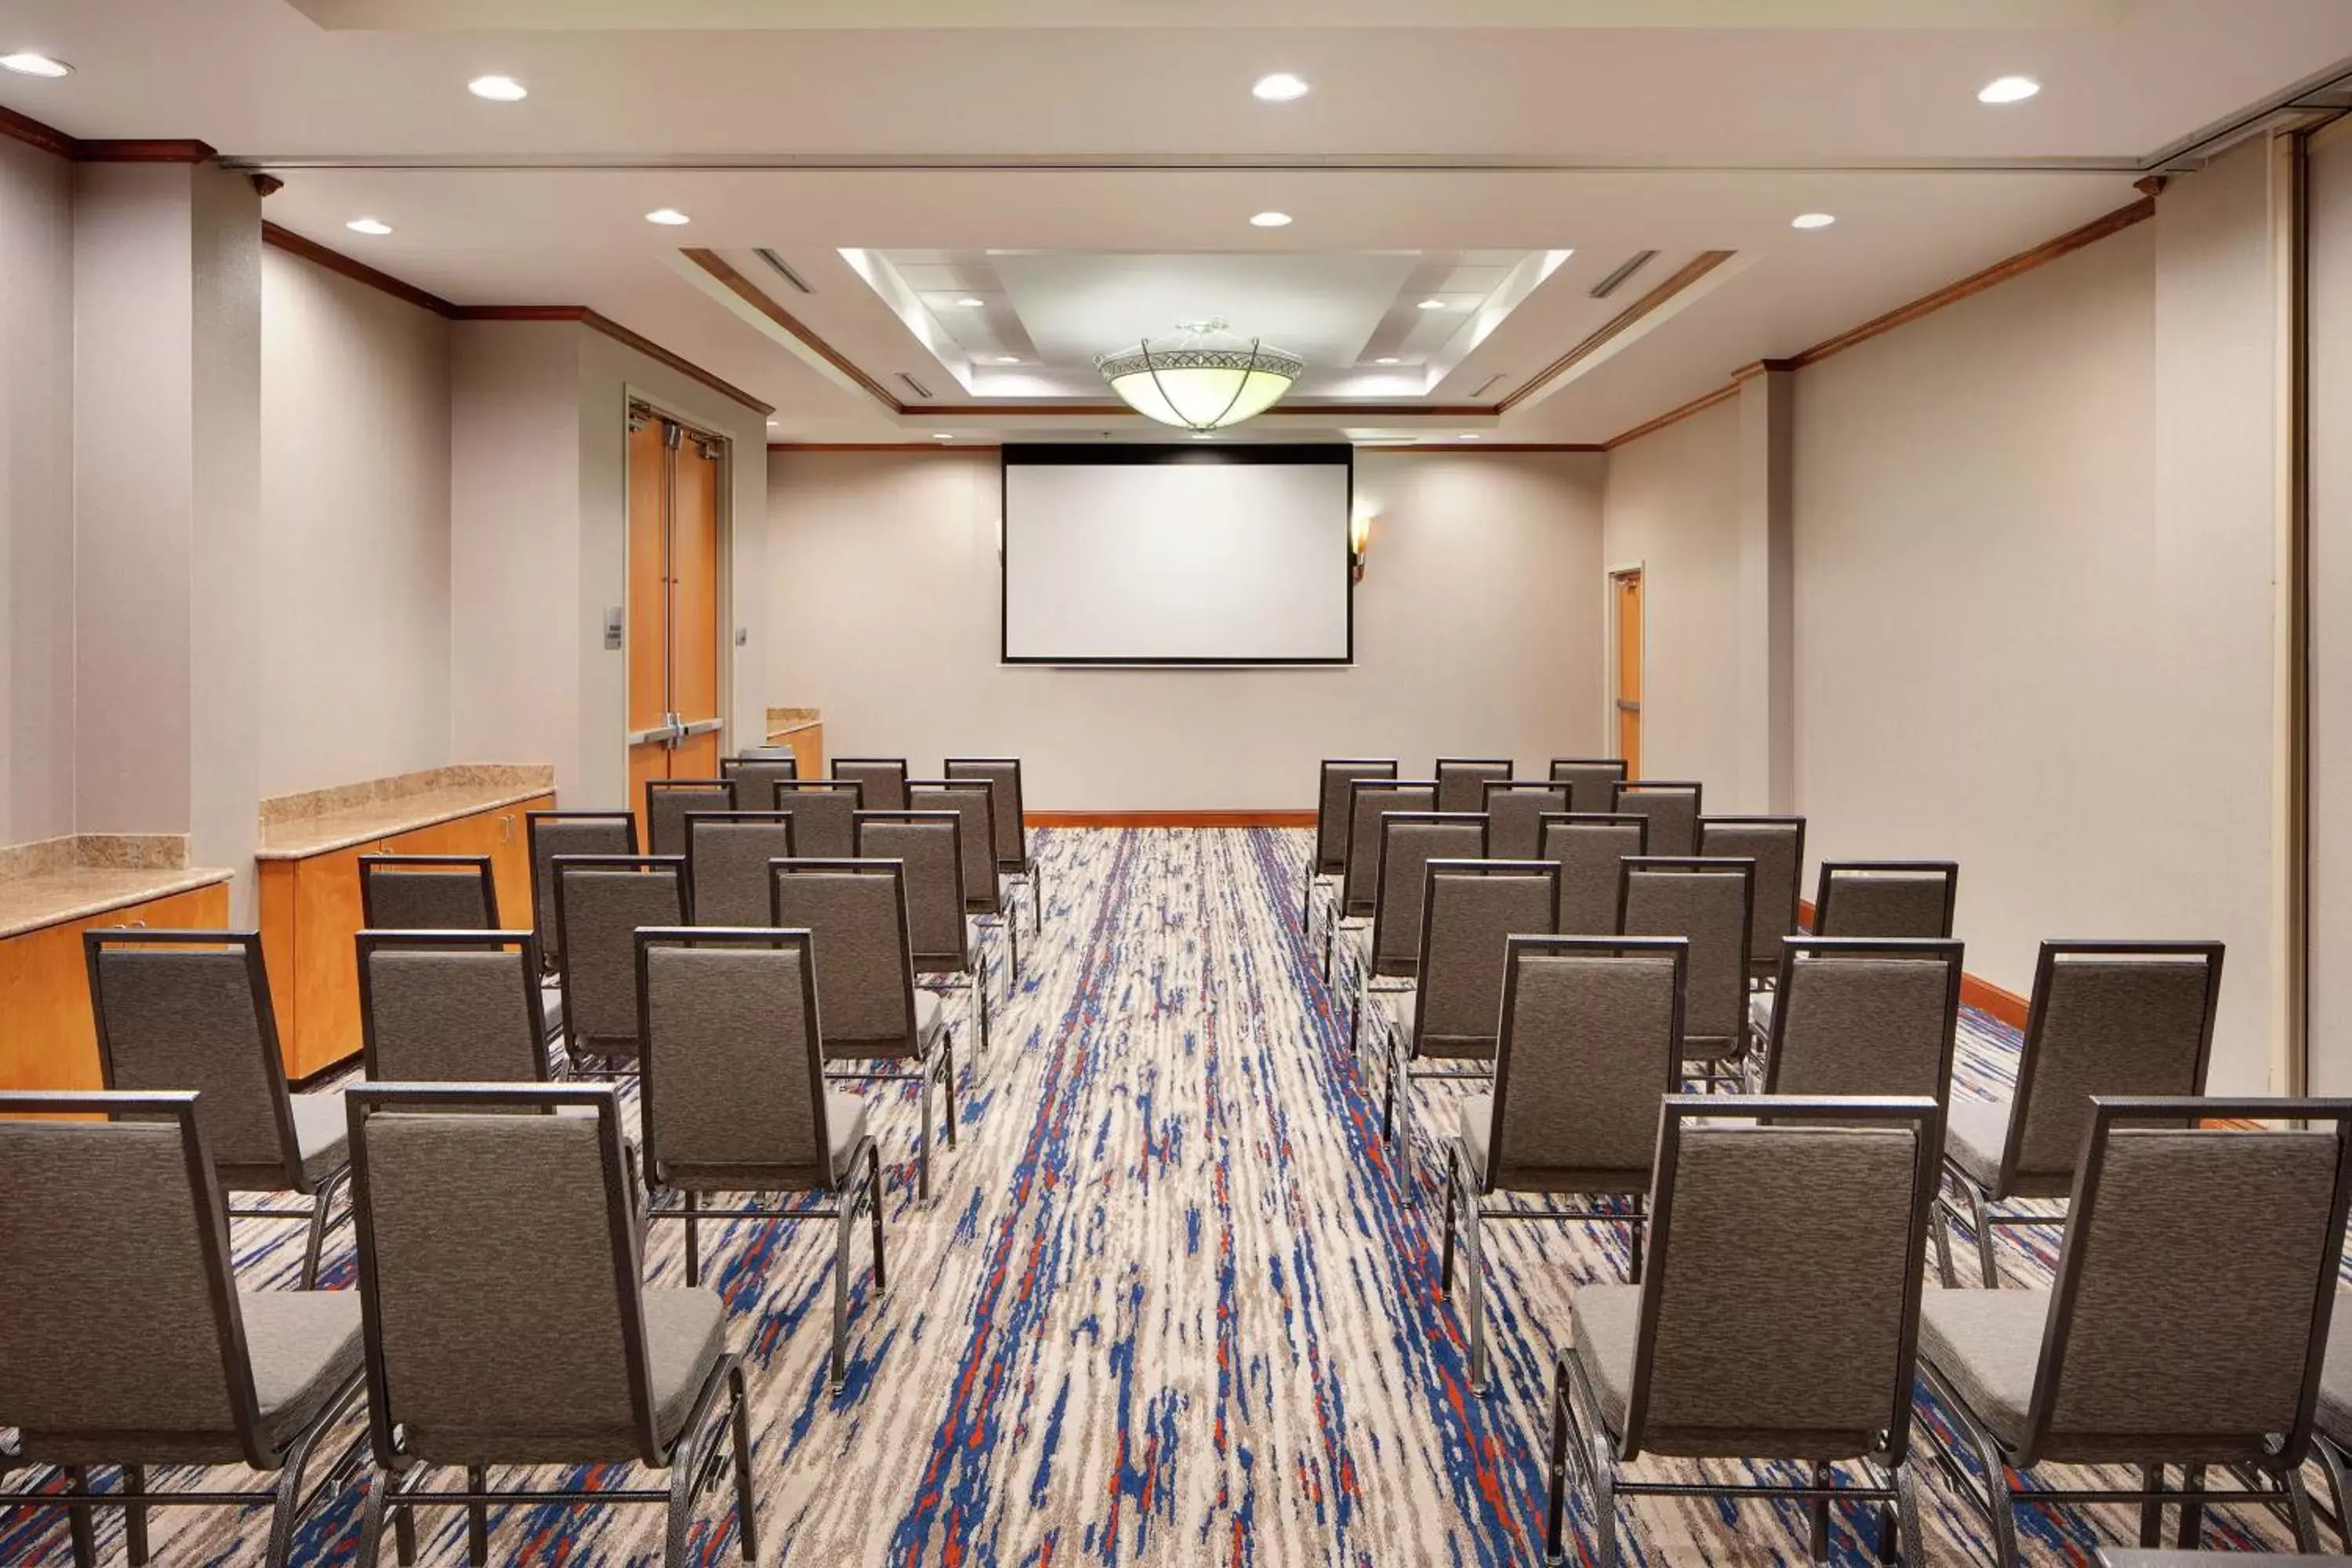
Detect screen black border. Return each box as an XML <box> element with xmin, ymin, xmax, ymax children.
<box><xmin>998</xmin><ymin>443</ymin><xmax>1356</xmax><ymax>667</ymax></box>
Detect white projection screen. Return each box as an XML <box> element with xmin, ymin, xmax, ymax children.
<box><xmin>1000</xmin><ymin>446</ymin><xmax>1354</xmax><ymax>665</ymax></box>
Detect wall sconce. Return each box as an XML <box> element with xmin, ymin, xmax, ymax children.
<box><xmin>1349</xmin><ymin>510</ymin><xmax>1375</xmax><ymax>583</ymax></box>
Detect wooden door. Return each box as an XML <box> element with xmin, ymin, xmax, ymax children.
<box><xmin>669</xmin><ymin>433</ymin><xmax>724</xmax><ymax>778</ymax></box>
<box><xmin>623</xmin><ymin>409</ymin><xmax>728</xmax><ymax>838</ymax></box>
<box><xmin>1613</xmin><ymin>568</ymin><xmax>1643</xmax><ymax>776</ymax></box>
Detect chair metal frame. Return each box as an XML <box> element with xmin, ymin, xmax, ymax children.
<box><xmin>857</xmin><ymin>808</ymin><xmax>992</xmax><ymax>1058</ymax></box>
<box><xmin>829</xmin><ymin>757</ymin><xmax>909</xmax><ymax>813</ymax></box>
<box><xmin>643</xmin><ymin>777</ymin><xmax>740</xmax><ymax>858</ymax></box>
<box><xmin>1303</xmin><ymin>757</ymin><xmax>1398</xmax><ymax>935</ymax></box>
<box><xmin>1479</xmin><ymin>779</ymin><xmax>1572</xmax><ymax>862</ymax></box>
<box><xmin>1696</xmin><ymin>814</ymin><xmax>1808</xmax><ymax>983</ymax></box>
<box><xmin>1755</xmin><ymin>938</ymin><xmax>1964</xmax><ymax>1110</ymax></box>
<box><xmin>525</xmin><ymin>811</ymin><xmax>638</xmax><ymax>971</ymax></box>
<box><xmin>681</xmin><ymin>810</ymin><xmax>799</xmax><ymax>927</ymax></box>
<box><xmin>909</xmin><ymin>778</ymin><xmax>1022</xmax><ymax>997</ymax></box>
<box><xmin>1546</xmin><ymin>757</ymin><xmax>1630</xmax><ymax>814</ymax></box>
<box><xmin>1351</xmin><ymin>811</ymin><xmax>1489</xmax><ymax>1058</ymax></box>
<box><xmin>1614</xmin><ymin>855</ymin><xmax>1755</xmax><ymax>1092</ymax></box>
<box><xmin>1327</xmin><ymin>777</ymin><xmax>1439</xmax><ymax>985</ymax></box>
<box><xmin>357</xmin><ymin>854</ymin><xmax>500</xmax><ymax>930</ymax></box>
<box><xmin>549</xmin><ymin>854</ymin><xmax>691</xmax><ymax>1076</ymax></box>
<box><xmin>946</xmin><ymin>757</ymin><xmax>1044</xmax><ymax>935</ymax></box>
<box><xmin>356</xmin><ymin>928</ymin><xmax>557</xmax><ymax>1085</ymax></box>
<box><xmin>1810</xmin><ymin>859</ymin><xmax>1959</xmax><ymax>938</ymax></box>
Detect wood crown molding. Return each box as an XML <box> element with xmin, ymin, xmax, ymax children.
<box><xmin>0</xmin><ymin>105</ymin><xmax>215</xmax><ymax>162</ymax></box>
<box><xmin>1603</xmin><ymin>382</ymin><xmax>1740</xmax><ymax>450</ymax></box>
<box><xmin>263</xmin><ymin>220</ymin><xmax>456</xmax><ymax>318</ymax></box>
<box><xmin>1500</xmin><ymin>250</ymin><xmax>1739</xmax><ymax>416</ymax></box>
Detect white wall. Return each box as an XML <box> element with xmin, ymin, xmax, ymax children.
<box><xmin>257</xmin><ymin>244</ymin><xmax>452</xmax><ymax>798</ymax></box>
<box><xmin>764</xmin><ymin>448</ymin><xmax>1606</xmax><ymax>809</ymax></box>
<box><xmin>2307</xmin><ymin>124</ymin><xmax>2352</xmax><ymax>1094</ymax></box>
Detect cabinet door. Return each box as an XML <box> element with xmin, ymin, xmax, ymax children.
<box><xmin>487</xmin><ymin>797</ymin><xmax>552</xmax><ymax>932</ymax></box>
<box><xmin>287</xmin><ymin>842</ymin><xmax>381</xmax><ymax>1080</ymax></box>
<box><xmin>0</xmin><ymin>882</ymin><xmax>231</xmax><ymax>1092</ymax></box>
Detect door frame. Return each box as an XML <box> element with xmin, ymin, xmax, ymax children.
<box><xmin>621</xmin><ymin>391</ymin><xmax>735</xmax><ymax>785</ymax></box>
<box><xmin>1605</xmin><ymin>561</ymin><xmax>1645</xmax><ymax>775</ymax></box>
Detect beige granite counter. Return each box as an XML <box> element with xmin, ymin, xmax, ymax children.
<box><xmin>0</xmin><ymin>865</ymin><xmax>234</xmax><ymax>941</ymax></box>
<box><xmin>765</xmin><ymin>706</ymin><xmax>821</xmax><ymax>739</ymax></box>
<box><xmin>256</xmin><ymin>775</ymin><xmax>556</xmax><ymax>860</ymax></box>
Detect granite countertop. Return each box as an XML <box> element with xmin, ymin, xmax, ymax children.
<box><xmin>256</xmin><ymin>781</ymin><xmax>557</xmax><ymax>860</ymax></box>
<box><xmin>0</xmin><ymin>866</ymin><xmax>235</xmax><ymax>941</ymax></box>
<box><xmin>767</xmin><ymin>719</ymin><xmax>822</xmax><ymax>737</ymax></box>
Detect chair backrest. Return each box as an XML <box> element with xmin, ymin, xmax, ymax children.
<box><xmin>908</xmin><ymin>780</ymin><xmax>1001</xmax><ymax>915</ymax></box>
<box><xmin>644</xmin><ymin>779</ymin><xmax>737</xmax><ymax>859</ymax></box>
<box><xmin>945</xmin><ymin>757</ymin><xmax>1029</xmax><ymax>870</ymax></box>
<box><xmin>1548</xmin><ymin>757</ymin><xmax>1629</xmax><ymax>815</ymax></box>
<box><xmin>85</xmin><ymin>931</ymin><xmax>301</xmax><ymax>1189</ymax></box>
<box><xmin>527</xmin><ymin>812</ymin><xmax>637</xmax><ymax>964</ymax></box>
<box><xmin>1812</xmin><ymin>861</ymin><xmax>1958</xmax><ymax>939</ymax></box>
<box><xmin>1413</xmin><ymin>860</ymin><xmax>1561</xmax><ymax>1059</ymax></box>
<box><xmin>1435</xmin><ymin>757</ymin><xmax>1513</xmax><ymax>815</ymax></box>
<box><xmin>1760</xmin><ymin>939</ymin><xmax>1963</xmax><ymax>1106</ymax></box>
<box><xmin>0</xmin><ymin>1091</ymin><xmax>272</xmax><ymax>1468</ymax></box>
<box><xmin>2000</xmin><ymin>942</ymin><xmax>2225</xmax><ymax>1191</ymax></box>
<box><xmin>768</xmin><ymin>779</ymin><xmax>863</xmax><ymax>860</ymax></box>
<box><xmin>1537</xmin><ymin>812</ymin><xmax>1650</xmax><ymax>936</ymax></box>
<box><xmin>551</xmin><ymin>856</ymin><xmax>688</xmax><ymax>1052</ymax></box>
<box><xmin>770</xmin><ymin>859</ymin><xmax>920</xmax><ymax>1053</ymax></box>
<box><xmin>831</xmin><ymin>757</ymin><xmax>908</xmax><ymax>813</ymax></box>
<box><xmin>1342</xmin><ymin>779</ymin><xmax>1439</xmax><ymax>916</ymax></box>
<box><xmin>1367</xmin><ymin>813</ymin><xmax>1488</xmax><ymax>978</ymax></box>
<box><xmin>346</xmin><ymin>1083</ymin><xmax>668</xmax><ymax>1467</ymax></box>
<box><xmin>684</xmin><ymin>811</ymin><xmax>797</xmax><ymax>927</ymax></box>
<box><xmin>719</xmin><ymin>753</ymin><xmax>798</xmax><ymax>811</ymax></box>
<box><xmin>359</xmin><ymin>855</ymin><xmax>499</xmax><ymax>931</ymax></box>
<box><xmin>1624</xmin><ymin>1095</ymin><xmax>1940</xmax><ymax>1462</ymax></box>
<box><xmin>855</xmin><ymin>811</ymin><xmax>971</xmax><ymax>970</ymax></box>
<box><xmin>1696</xmin><ymin>816</ymin><xmax>1806</xmax><ymax>971</ymax></box>
<box><xmin>1481</xmin><ymin>781</ymin><xmax>1571</xmax><ymax>862</ymax></box>
<box><xmin>634</xmin><ymin>928</ymin><xmax>840</xmax><ymax>1191</ymax></box>
<box><xmin>1617</xmin><ymin>858</ymin><xmax>1754</xmax><ymax>1047</ymax></box>
<box><xmin>1612</xmin><ymin>780</ymin><xmax>1703</xmax><ymax>858</ymax></box>
<box><xmin>359</xmin><ymin>931</ymin><xmax>552</xmax><ymax>1087</ymax></box>
<box><xmin>2018</xmin><ymin>1096</ymin><xmax>2352</xmax><ymax>1469</ymax></box>
<box><xmin>1485</xmin><ymin>937</ymin><xmax>1686</xmax><ymax>1193</ymax></box>
<box><xmin>1314</xmin><ymin>759</ymin><xmax>1398</xmax><ymax>875</ymax></box>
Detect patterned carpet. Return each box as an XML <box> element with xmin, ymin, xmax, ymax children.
<box><xmin>0</xmin><ymin>826</ymin><xmax>2325</xmax><ymax>1565</ymax></box>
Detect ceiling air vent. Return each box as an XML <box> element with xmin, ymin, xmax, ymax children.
<box><xmin>898</xmin><ymin>372</ymin><xmax>935</xmax><ymax>400</ymax></box>
<box><xmin>1590</xmin><ymin>250</ymin><xmax>1659</xmax><ymax>300</ymax></box>
<box><xmin>755</xmin><ymin>249</ymin><xmax>815</xmax><ymax>295</ymax></box>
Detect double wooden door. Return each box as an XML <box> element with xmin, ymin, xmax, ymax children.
<box><xmin>626</xmin><ymin>406</ymin><xmax>726</xmax><ymax>840</ymax></box>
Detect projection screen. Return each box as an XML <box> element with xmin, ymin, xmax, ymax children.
<box><xmin>1000</xmin><ymin>445</ymin><xmax>1354</xmax><ymax>666</ymax></box>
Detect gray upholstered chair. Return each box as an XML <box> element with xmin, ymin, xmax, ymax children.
<box><xmin>644</xmin><ymin>778</ymin><xmax>738</xmax><ymax>859</ymax></box>
<box><xmin>769</xmin><ymin>779</ymin><xmax>864</xmax><ymax>860</ymax></box>
<box><xmin>1352</xmin><ymin>812</ymin><xmax>1488</xmax><ymax>1058</ymax></box>
<box><xmin>633</xmin><ymin>928</ymin><xmax>884</xmax><ymax>1387</ymax></box>
<box><xmin>527</xmin><ymin>811</ymin><xmax>637</xmax><ymax>972</ymax></box>
<box><xmin>551</xmin><ymin>855</ymin><xmax>688</xmax><ymax>1074</ymax></box>
<box><xmin>1812</xmin><ymin>860</ymin><xmax>1958</xmax><ymax>938</ymax></box>
<box><xmin>831</xmin><ymin>757</ymin><xmax>908</xmax><ymax>813</ymax></box>
<box><xmin>1440</xmin><ymin>935</ymin><xmax>1686</xmax><ymax>1392</ymax></box>
<box><xmin>1536</xmin><ymin>812</ymin><xmax>1648</xmax><ymax>936</ymax></box>
<box><xmin>343</xmin><ymin>1083</ymin><xmax>757</xmax><ymax>1568</ymax></box>
<box><xmin>1436</xmin><ymin>757</ymin><xmax>1513</xmax><ymax>815</ymax></box>
<box><xmin>718</xmin><ymin>751</ymin><xmax>798</xmax><ymax>816</ymax></box>
<box><xmin>2305</xmin><ymin>1319</ymin><xmax>2352</xmax><ymax>1550</ymax></box>
<box><xmin>858</xmin><ymin>809</ymin><xmax>991</xmax><ymax>1058</ymax></box>
<box><xmin>358</xmin><ymin>854</ymin><xmax>499</xmax><ymax>931</ymax></box>
<box><xmin>1380</xmin><ymin>859</ymin><xmax>1559</xmax><ymax>1205</ymax></box>
<box><xmin>1938</xmin><ymin>940</ymin><xmax>2223</xmax><ymax>1288</ymax></box>
<box><xmin>1304</xmin><ymin>758</ymin><xmax>1397</xmax><ymax>935</ymax></box>
<box><xmin>1617</xmin><ymin>857</ymin><xmax>1754</xmax><ymax>1091</ymax></box>
<box><xmin>84</xmin><ymin>930</ymin><xmax>350</xmax><ymax>1288</ymax></box>
<box><xmin>909</xmin><ymin>779</ymin><xmax>1018</xmax><ymax>995</ymax></box>
<box><xmin>1610</xmin><ymin>780</ymin><xmax>1703</xmax><ymax>858</ymax></box>
<box><xmin>771</xmin><ymin>859</ymin><xmax>958</xmax><ymax>1201</ymax></box>
<box><xmin>1548</xmin><ymin>757</ymin><xmax>1628</xmax><ymax>815</ymax></box>
<box><xmin>358</xmin><ymin>930</ymin><xmax>555</xmax><ymax>1087</ymax></box>
<box><xmin>0</xmin><ymin>1091</ymin><xmax>368</xmax><ymax>1568</ymax></box>
<box><xmin>1545</xmin><ymin>1094</ymin><xmax>1944</xmax><ymax>1568</ymax></box>
<box><xmin>684</xmin><ymin>811</ymin><xmax>797</xmax><ymax>927</ymax></box>
<box><xmin>1756</xmin><ymin>938</ymin><xmax>1963</xmax><ymax>1110</ymax></box>
<box><xmin>946</xmin><ymin>757</ymin><xmax>1042</xmax><ymax>934</ymax></box>
<box><xmin>1327</xmin><ymin>779</ymin><xmax>1438</xmax><ymax>985</ymax></box>
<box><xmin>1917</xmin><ymin>1096</ymin><xmax>2352</xmax><ymax>1566</ymax></box>
<box><xmin>1696</xmin><ymin>815</ymin><xmax>1806</xmax><ymax>981</ymax></box>
<box><xmin>1480</xmin><ymin>780</ymin><xmax>1570</xmax><ymax>862</ymax></box>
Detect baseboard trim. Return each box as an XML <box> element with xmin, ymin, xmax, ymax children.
<box><xmin>1795</xmin><ymin>897</ymin><xmax>2031</xmax><ymax>1030</ymax></box>
<box><xmin>1029</xmin><ymin>810</ymin><xmax>1316</xmax><ymax>828</ymax></box>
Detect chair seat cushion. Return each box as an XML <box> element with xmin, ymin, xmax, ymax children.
<box><xmin>1918</xmin><ymin>1286</ymin><xmax>2049</xmax><ymax>1450</ymax></box>
<box><xmin>1570</xmin><ymin>1283</ymin><xmax>1642</xmax><ymax>1440</ymax></box>
<box><xmin>241</xmin><ymin>1288</ymin><xmax>365</xmax><ymax>1453</ymax></box>
<box><xmin>1943</xmin><ymin>1095</ymin><xmax>2015</xmax><ymax>1192</ymax></box>
<box><xmin>541</xmin><ymin>983</ymin><xmax>566</xmax><ymax>1041</ymax></box>
<box><xmin>643</xmin><ymin>1287</ymin><xmax>728</xmax><ymax>1449</ymax></box>
<box><xmin>2319</xmin><ymin>1301</ymin><xmax>2352</xmax><ymax>1443</ymax></box>
<box><xmin>1459</xmin><ymin>1093</ymin><xmax>1494</xmax><ymax>1179</ymax></box>
<box><xmin>915</xmin><ymin>989</ymin><xmax>945</xmax><ymax>1045</ymax></box>
<box><xmin>1748</xmin><ymin>990</ymin><xmax>1773</xmax><ymax>1037</ymax></box>
<box><xmin>827</xmin><ymin>1090</ymin><xmax>869</xmax><ymax>1184</ymax></box>
<box><xmin>288</xmin><ymin>1092</ymin><xmax>350</xmax><ymax>1187</ymax></box>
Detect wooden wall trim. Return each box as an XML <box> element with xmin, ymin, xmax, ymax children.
<box><xmin>1029</xmin><ymin>810</ymin><xmax>1318</xmax><ymax>828</ymax></box>
<box><xmin>0</xmin><ymin>104</ymin><xmax>216</xmax><ymax>162</ymax></box>
<box><xmin>263</xmin><ymin>220</ymin><xmax>459</xmax><ymax>318</ymax></box>
<box><xmin>681</xmin><ymin>247</ymin><xmax>901</xmax><ymax>412</ymax></box>
<box><xmin>572</xmin><ymin>307</ymin><xmax>775</xmax><ymax>417</ymax></box>
<box><xmin>0</xmin><ymin>103</ymin><xmax>76</xmax><ymax>159</ymax></box>
<box><xmin>1958</xmin><ymin>971</ymin><xmax>2032</xmax><ymax>1031</ymax></box>
<box><xmin>1501</xmin><ymin>250</ymin><xmax>1739</xmax><ymax>416</ymax></box>
<box><xmin>1602</xmin><ymin>382</ymin><xmax>1741</xmax><ymax>450</ymax></box>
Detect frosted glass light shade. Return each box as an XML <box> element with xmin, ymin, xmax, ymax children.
<box><xmin>1095</xmin><ymin>322</ymin><xmax>1305</xmax><ymax>432</ymax></box>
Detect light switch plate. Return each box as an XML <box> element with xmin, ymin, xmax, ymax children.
<box><xmin>734</xmin><ymin>626</ymin><xmax>749</xmax><ymax>647</ymax></box>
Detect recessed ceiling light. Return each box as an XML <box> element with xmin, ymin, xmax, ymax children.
<box><xmin>1375</xmin><ymin>356</ymin><xmax>1401</xmax><ymax>365</ymax></box>
<box><xmin>345</xmin><ymin>217</ymin><xmax>393</xmax><ymax>236</ymax></box>
<box><xmin>1417</xmin><ymin>299</ymin><xmax>1450</xmax><ymax>310</ymax></box>
<box><xmin>954</xmin><ymin>297</ymin><xmax>985</xmax><ymax>308</ymax></box>
<box><xmin>1791</xmin><ymin>212</ymin><xmax>1836</xmax><ymax>230</ymax></box>
<box><xmin>996</xmin><ymin>355</ymin><xmax>1021</xmax><ymax>364</ymax></box>
<box><xmin>1460</xmin><ymin>434</ymin><xmax>1483</xmax><ymax>441</ymax></box>
<box><xmin>0</xmin><ymin>52</ymin><xmax>71</xmax><ymax>78</ymax></box>
<box><xmin>1191</xmin><ymin>433</ymin><xmax>1216</xmax><ymax>441</ymax></box>
<box><xmin>644</xmin><ymin>209</ymin><xmax>691</xmax><ymax>226</ymax></box>
<box><xmin>467</xmin><ymin>74</ymin><xmax>528</xmax><ymax>101</ymax></box>
<box><xmin>932</xmin><ymin>433</ymin><xmax>953</xmax><ymax>441</ymax></box>
<box><xmin>1977</xmin><ymin>74</ymin><xmax>2041</xmax><ymax>104</ymax></box>
<box><xmin>1250</xmin><ymin>211</ymin><xmax>1293</xmax><ymax>228</ymax></box>
<box><xmin>1252</xmin><ymin>72</ymin><xmax>1309</xmax><ymax>102</ymax></box>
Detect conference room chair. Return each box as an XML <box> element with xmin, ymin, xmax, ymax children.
<box><xmin>526</xmin><ymin>810</ymin><xmax>637</xmax><ymax>971</ymax></box>
<box><xmin>358</xmin><ymin>929</ymin><xmax>556</xmax><ymax>1087</ymax></box>
<box><xmin>1695</xmin><ymin>815</ymin><xmax>1806</xmax><ymax>982</ymax></box>
<box><xmin>551</xmin><ymin>855</ymin><xmax>689</xmax><ymax>1074</ymax></box>
<box><xmin>718</xmin><ymin>750</ymin><xmax>799</xmax><ymax>812</ymax></box>
<box><xmin>768</xmin><ymin>778</ymin><xmax>865</xmax><ymax>859</ymax></box>
<box><xmin>1755</xmin><ymin>939</ymin><xmax>1964</xmax><ymax>1112</ymax></box>
<box><xmin>1303</xmin><ymin>758</ymin><xmax>1398</xmax><ymax>934</ymax></box>
<box><xmin>858</xmin><ymin>808</ymin><xmax>992</xmax><ymax>1058</ymax></box>
<box><xmin>1916</xmin><ymin>1096</ymin><xmax>2351</xmax><ymax>1566</ymax></box>
<box><xmin>947</xmin><ymin>757</ymin><xmax>1043</xmax><ymax>934</ymax></box>
<box><xmin>343</xmin><ymin>1083</ymin><xmax>757</xmax><ymax>1568</ymax></box>
<box><xmin>1938</xmin><ymin>940</ymin><xmax>2223</xmax><ymax>1288</ymax></box>
<box><xmin>1381</xmin><ymin>858</ymin><xmax>1559</xmax><ymax>1206</ymax></box>
<box><xmin>1617</xmin><ymin>857</ymin><xmax>1754</xmax><ymax>1091</ymax></box>
<box><xmin>644</xmin><ymin>777</ymin><xmax>738</xmax><ymax>859</ymax></box>
<box><xmin>2306</xmin><ymin>1340</ymin><xmax>2352</xmax><ymax>1551</ymax></box>
<box><xmin>1811</xmin><ymin>859</ymin><xmax>1959</xmax><ymax>938</ymax></box>
<box><xmin>84</xmin><ymin>929</ymin><xmax>350</xmax><ymax>1288</ymax></box>
<box><xmin>357</xmin><ymin>853</ymin><xmax>499</xmax><ymax>931</ymax></box>
<box><xmin>1327</xmin><ymin>777</ymin><xmax>1438</xmax><ymax>984</ymax></box>
<box><xmin>909</xmin><ymin>778</ymin><xmax>1019</xmax><ymax>993</ymax></box>
<box><xmin>832</xmin><ymin>757</ymin><xmax>909</xmax><ymax>813</ymax></box>
<box><xmin>771</xmin><ymin>859</ymin><xmax>959</xmax><ymax>1202</ymax></box>
<box><xmin>1610</xmin><ymin>779</ymin><xmax>1704</xmax><ymax>858</ymax></box>
<box><xmin>1548</xmin><ymin>757</ymin><xmax>1629</xmax><ymax>815</ymax></box>
<box><xmin>1536</xmin><ymin>812</ymin><xmax>1650</xmax><ymax>936</ymax></box>
<box><xmin>1544</xmin><ymin>1094</ymin><xmax>1943</xmax><ymax>1568</ymax></box>
<box><xmin>1439</xmin><ymin>935</ymin><xmax>1686</xmax><ymax>1393</ymax></box>
<box><xmin>1435</xmin><ymin>757</ymin><xmax>1513</xmax><ymax>815</ymax></box>
<box><xmin>1352</xmin><ymin>811</ymin><xmax>1488</xmax><ymax>1057</ymax></box>
<box><xmin>1480</xmin><ymin>779</ymin><xmax>1570</xmax><ymax>861</ymax></box>
<box><xmin>633</xmin><ymin>929</ymin><xmax>885</xmax><ymax>1388</ymax></box>
<box><xmin>0</xmin><ymin>1091</ymin><xmax>368</xmax><ymax>1568</ymax></box>
<box><xmin>684</xmin><ymin>811</ymin><xmax>798</xmax><ymax>927</ymax></box>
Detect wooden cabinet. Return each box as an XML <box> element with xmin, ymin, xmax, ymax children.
<box><xmin>0</xmin><ymin>881</ymin><xmax>233</xmax><ymax>1093</ymax></box>
<box><xmin>771</xmin><ymin>723</ymin><xmax>824</xmax><ymax>780</ymax></box>
<box><xmin>259</xmin><ymin>794</ymin><xmax>553</xmax><ymax>1081</ymax></box>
